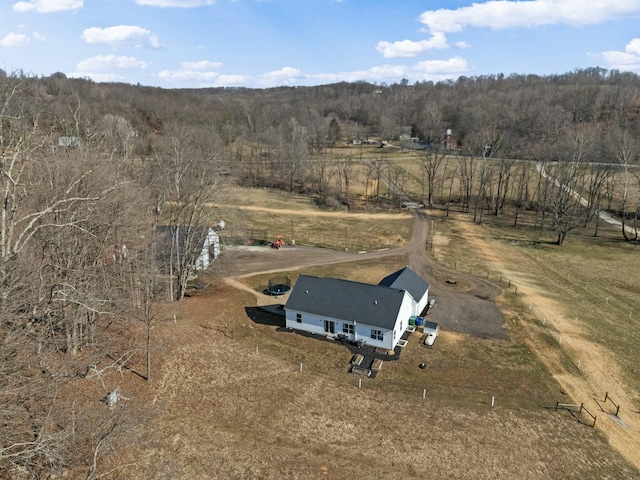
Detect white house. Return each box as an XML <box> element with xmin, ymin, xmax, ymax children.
<box><xmin>284</xmin><ymin>268</ymin><xmax>430</xmax><ymax>350</ymax></box>
<box><xmin>156</xmin><ymin>225</ymin><xmax>220</xmax><ymax>272</ymax></box>
<box><xmin>378</xmin><ymin>267</ymin><xmax>430</xmax><ymax>316</ymax></box>
<box><xmin>194</xmin><ymin>227</ymin><xmax>220</xmax><ymax>270</ymax></box>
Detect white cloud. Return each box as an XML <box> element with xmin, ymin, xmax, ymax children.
<box><xmin>596</xmin><ymin>38</ymin><xmax>640</xmax><ymax>72</ymax></box>
<box><xmin>376</xmin><ymin>32</ymin><xmax>448</xmax><ymax>58</ymax></box>
<box><xmin>260</xmin><ymin>67</ymin><xmax>303</xmax><ymax>85</ymax></box>
<box><xmin>33</xmin><ymin>31</ymin><xmax>46</xmax><ymax>41</ymax></box>
<box><xmin>307</xmin><ymin>57</ymin><xmax>471</xmax><ymax>85</ymax></box>
<box><xmin>158</xmin><ymin>65</ymin><xmax>251</xmax><ymax>87</ymax></box>
<box><xmin>13</xmin><ymin>0</ymin><xmax>82</xmax><ymax>13</ymax></box>
<box><xmin>133</xmin><ymin>0</ymin><xmax>213</xmax><ymax>7</ymax></box>
<box><xmin>419</xmin><ymin>1</ymin><xmax>640</xmax><ymax>34</ymax></box>
<box><xmin>82</xmin><ymin>25</ymin><xmax>160</xmax><ymax>48</ymax></box>
<box><xmin>76</xmin><ymin>55</ymin><xmax>149</xmax><ymax>72</ymax></box>
<box><xmin>412</xmin><ymin>56</ymin><xmax>471</xmax><ymax>75</ymax></box>
<box><xmin>379</xmin><ymin>1</ymin><xmax>640</xmax><ymax>62</ymax></box>
<box><xmin>214</xmin><ymin>74</ymin><xmax>252</xmax><ymax>86</ymax></box>
<box><xmin>181</xmin><ymin>60</ymin><xmax>223</xmax><ymax>70</ymax></box>
<box><xmin>0</xmin><ymin>32</ymin><xmax>30</xmax><ymax>47</ymax></box>
<box><xmin>158</xmin><ymin>69</ymin><xmax>219</xmax><ymax>81</ymax></box>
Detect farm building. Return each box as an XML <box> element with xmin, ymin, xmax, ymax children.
<box><xmin>156</xmin><ymin>225</ymin><xmax>220</xmax><ymax>272</ymax></box>
<box><xmin>57</xmin><ymin>136</ymin><xmax>80</xmax><ymax>148</ymax></box>
<box><xmin>284</xmin><ymin>268</ymin><xmax>430</xmax><ymax>350</ymax></box>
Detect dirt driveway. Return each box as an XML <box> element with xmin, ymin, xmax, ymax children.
<box><xmin>213</xmin><ymin>209</ymin><xmax>507</xmax><ymax>340</ymax></box>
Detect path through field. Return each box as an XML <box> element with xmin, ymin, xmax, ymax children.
<box><xmin>450</xmin><ymin>218</ymin><xmax>640</xmax><ymax>470</ymax></box>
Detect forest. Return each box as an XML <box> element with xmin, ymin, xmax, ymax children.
<box><xmin>1</xmin><ymin>66</ymin><xmax>640</xmax><ymax>477</ymax></box>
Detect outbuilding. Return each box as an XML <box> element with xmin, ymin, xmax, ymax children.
<box><xmin>156</xmin><ymin>225</ymin><xmax>220</xmax><ymax>272</ymax></box>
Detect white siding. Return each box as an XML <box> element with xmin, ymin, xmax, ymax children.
<box><xmin>285</xmin><ymin>311</ymin><xmax>343</xmax><ymax>336</ymax></box>
<box><xmin>194</xmin><ymin>228</ymin><xmax>220</xmax><ymax>270</ymax></box>
<box><xmin>414</xmin><ymin>287</ymin><xmax>430</xmax><ymax>316</ymax></box>
<box><xmin>393</xmin><ymin>292</ymin><xmax>414</xmax><ymax>348</ymax></box>
<box><xmin>286</xmin><ymin>291</ymin><xmax>414</xmax><ymax>350</ymax></box>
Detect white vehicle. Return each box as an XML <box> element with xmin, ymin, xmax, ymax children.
<box><xmin>423</xmin><ymin>321</ymin><xmax>439</xmax><ymax>347</ymax></box>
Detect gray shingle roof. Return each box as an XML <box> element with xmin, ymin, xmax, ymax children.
<box><xmin>378</xmin><ymin>267</ymin><xmax>430</xmax><ymax>302</ymax></box>
<box><xmin>285</xmin><ymin>275</ymin><xmax>407</xmax><ymax>330</ymax></box>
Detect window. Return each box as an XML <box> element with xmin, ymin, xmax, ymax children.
<box><xmin>371</xmin><ymin>329</ymin><xmax>383</xmax><ymax>341</ymax></box>
<box><xmin>324</xmin><ymin>320</ymin><xmax>335</xmax><ymax>334</ymax></box>
<box><xmin>296</xmin><ymin>313</ymin><xmax>302</xmax><ymax>323</ymax></box>
<box><xmin>343</xmin><ymin>324</ymin><xmax>354</xmax><ymax>335</ymax></box>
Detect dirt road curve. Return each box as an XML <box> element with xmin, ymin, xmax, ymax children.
<box><xmin>213</xmin><ymin>210</ymin><xmax>507</xmax><ymax>340</ymax></box>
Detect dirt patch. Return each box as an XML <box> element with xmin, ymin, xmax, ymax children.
<box><xmin>233</xmin><ymin>204</ymin><xmax>409</xmax><ymax>220</ymax></box>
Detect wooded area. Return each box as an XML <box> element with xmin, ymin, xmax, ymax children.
<box><xmin>1</xmin><ymin>66</ymin><xmax>640</xmax><ymax>477</ymax></box>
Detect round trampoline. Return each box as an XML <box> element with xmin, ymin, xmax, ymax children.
<box><xmin>268</xmin><ymin>284</ymin><xmax>291</xmax><ymax>295</ymax></box>
<box><xmin>267</xmin><ymin>276</ymin><xmax>291</xmax><ymax>295</ymax></box>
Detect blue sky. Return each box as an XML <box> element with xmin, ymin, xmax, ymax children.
<box><xmin>1</xmin><ymin>0</ymin><xmax>640</xmax><ymax>88</ymax></box>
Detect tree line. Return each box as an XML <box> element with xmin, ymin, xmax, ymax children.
<box><xmin>1</xmin><ymin>66</ymin><xmax>639</xmax><ymax>476</ymax></box>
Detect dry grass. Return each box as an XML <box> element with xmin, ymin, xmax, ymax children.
<box><xmin>211</xmin><ymin>185</ymin><xmax>413</xmax><ymax>250</ymax></box>
<box><xmin>96</xmin><ymin>186</ymin><xmax>639</xmax><ymax>479</ymax></box>
<box><xmin>428</xmin><ymin>207</ymin><xmax>640</xmax><ymax>471</ymax></box>
<box><xmin>117</xmin><ymin>275</ymin><xmax>636</xmax><ymax>479</ymax></box>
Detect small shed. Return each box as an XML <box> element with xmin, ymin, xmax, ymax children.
<box><xmin>423</xmin><ymin>320</ymin><xmax>439</xmax><ymax>346</ymax></box>
<box><xmin>155</xmin><ymin>225</ymin><xmax>220</xmax><ymax>272</ymax></box>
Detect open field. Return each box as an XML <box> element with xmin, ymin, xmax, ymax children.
<box><xmin>99</xmin><ymin>187</ymin><xmax>640</xmax><ymax>479</ymax></box>
<box><xmin>210</xmin><ymin>186</ymin><xmax>414</xmax><ymax>251</ymax></box>
<box><xmin>428</xmin><ymin>207</ymin><xmax>640</xmax><ymax>470</ymax></box>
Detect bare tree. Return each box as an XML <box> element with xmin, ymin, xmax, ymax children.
<box><xmin>615</xmin><ymin>132</ymin><xmax>639</xmax><ymax>241</ymax></box>
<box><xmin>512</xmin><ymin>162</ymin><xmax>531</xmax><ymax>228</ymax></box>
<box><xmin>153</xmin><ymin>126</ymin><xmax>222</xmax><ymax>300</ymax></box>
<box><xmin>419</xmin><ymin>147</ymin><xmax>446</xmax><ymax>206</ymax></box>
<box><xmin>0</xmin><ymin>72</ymin><xmax>144</xmax><ymax>479</ymax></box>
<box><xmin>546</xmin><ymin>127</ymin><xmax>593</xmax><ymax>245</ymax></box>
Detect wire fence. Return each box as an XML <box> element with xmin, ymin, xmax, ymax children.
<box><xmin>220</xmin><ymin>228</ymin><xmax>405</xmax><ymax>253</ymax></box>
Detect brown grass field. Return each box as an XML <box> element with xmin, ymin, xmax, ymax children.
<box><xmin>93</xmin><ymin>183</ymin><xmax>640</xmax><ymax>479</ymax></box>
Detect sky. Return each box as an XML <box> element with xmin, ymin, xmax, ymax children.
<box><xmin>1</xmin><ymin>0</ymin><xmax>640</xmax><ymax>89</ymax></box>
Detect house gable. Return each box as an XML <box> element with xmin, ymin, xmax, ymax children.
<box><xmin>378</xmin><ymin>267</ymin><xmax>430</xmax><ymax>303</ymax></box>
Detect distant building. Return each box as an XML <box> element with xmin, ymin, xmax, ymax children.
<box><xmin>58</xmin><ymin>136</ymin><xmax>80</xmax><ymax>148</ymax></box>
<box><xmin>155</xmin><ymin>226</ymin><xmax>220</xmax><ymax>272</ymax></box>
